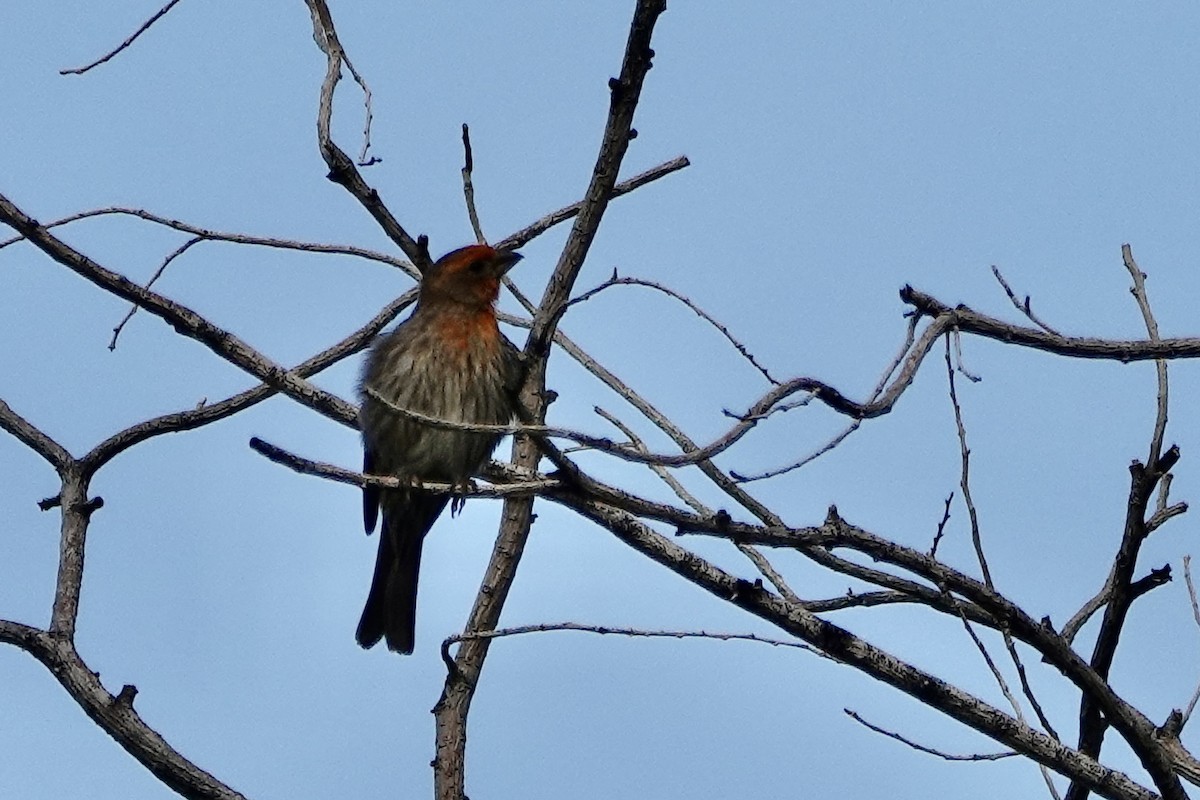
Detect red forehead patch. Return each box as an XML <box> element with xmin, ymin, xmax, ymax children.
<box><xmin>437</xmin><ymin>244</ymin><xmax>496</xmax><ymax>267</ymax></box>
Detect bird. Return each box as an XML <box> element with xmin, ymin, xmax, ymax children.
<box><xmin>356</xmin><ymin>243</ymin><xmax>523</xmax><ymax>654</ymax></box>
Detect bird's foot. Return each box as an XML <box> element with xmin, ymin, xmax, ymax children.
<box><xmin>450</xmin><ymin>478</ymin><xmax>477</xmax><ymax>517</ymax></box>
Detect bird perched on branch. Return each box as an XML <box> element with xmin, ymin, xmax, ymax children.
<box><xmin>357</xmin><ymin>244</ymin><xmax>523</xmax><ymax>654</ymax></box>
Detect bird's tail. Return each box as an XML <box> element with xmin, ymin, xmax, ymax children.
<box><xmin>356</xmin><ymin>491</ymin><xmax>448</xmax><ymax>654</ymax></box>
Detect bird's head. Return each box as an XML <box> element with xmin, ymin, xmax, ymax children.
<box><xmin>419</xmin><ymin>244</ymin><xmax>522</xmax><ymax>310</ymax></box>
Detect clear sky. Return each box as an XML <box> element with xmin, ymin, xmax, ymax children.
<box><xmin>4</xmin><ymin>3</ymin><xmax>1200</xmax><ymax>799</ymax></box>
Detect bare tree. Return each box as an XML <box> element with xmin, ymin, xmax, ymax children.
<box><xmin>4</xmin><ymin>4</ymin><xmax>1200</xmax><ymax>800</ymax></box>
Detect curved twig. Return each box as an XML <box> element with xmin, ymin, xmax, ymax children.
<box><xmin>567</xmin><ymin>272</ymin><xmax>779</xmax><ymax>384</ymax></box>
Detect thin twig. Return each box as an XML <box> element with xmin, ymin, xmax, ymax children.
<box><xmin>0</xmin><ymin>206</ymin><xmax>417</xmax><ymax>276</ymax></box>
<box><xmin>991</xmin><ymin>265</ymin><xmax>1064</xmax><ymax>336</ymax></box>
<box><xmin>733</xmin><ymin>315</ymin><xmax>919</xmax><ymax>483</ymax></box>
<box><xmin>945</xmin><ymin>335</ymin><xmax>993</xmax><ymax>588</ymax></box>
<box><xmin>494</xmin><ymin>156</ymin><xmax>690</xmax><ymax>252</ymax></box>
<box><xmin>930</xmin><ymin>492</ymin><xmax>954</xmax><ymax>558</ymax></box>
<box><xmin>946</xmin><ymin>335</ymin><xmax>1062</xmax><ymax>772</ymax></box>
<box><xmin>844</xmin><ymin>708</ymin><xmax>1017</xmax><ymax>762</ymax></box>
<box><xmin>337</xmin><ymin>48</ymin><xmax>378</xmax><ymax>166</ymax></box>
<box><xmin>60</xmin><ymin>0</ymin><xmax>185</xmax><ymax>75</ymax></box>
<box><xmin>957</xmin><ymin>606</ymin><xmax>1064</xmax><ymax>797</ymax></box>
<box><xmin>1182</xmin><ymin>556</ymin><xmax>1200</xmax><ymax>729</ymax></box>
<box><xmin>109</xmin><ymin>235</ymin><xmax>205</xmax><ymax>350</ymax></box>
<box><xmin>952</xmin><ymin>328</ymin><xmax>982</xmax><ymax>383</ymax></box>
<box><xmin>305</xmin><ymin>0</ymin><xmax>427</xmax><ymax>267</ymax></box>
<box><xmin>461</xmin><ymin>123</ymin><xmax>486</xmax><ymax>244</ymax></box>
<box><xmin>593</xmin><ymin>406</ymin><xmax>705</xmax><ymax>513</ymax></box>
<box><xmin>0</xmin><ymin>192</ymin><xmax>358</xmax><ymax>428</ymax></box>
<box><xmin>83</xmin><ymin>290</ymin><xmax>413</xmax><ymax>472</ymax></box>
<box><xmin>443</xmin><ymin>622</ymin><xmax>824</xmax><ymax>658</ymax></box>
<box><xmin>568</xmin><ymin>272</ymin><xmax>779</xmax><ymax>384</ymax></box>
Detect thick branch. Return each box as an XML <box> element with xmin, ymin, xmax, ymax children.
<box><xmin>546</xmin><ymin>492</ymin><xmax>1157</xmax><ymax>800</ymax></box>
<box><xmin>50</xmin><ymin>471</ymin><xmax>93</xmax><ymax>639</ymax></box>
<box><xmin>0</xmin><ymin>621</ymin><xmax>246</xmax><ymax>800</ymax></box>
<box><xmin>1068</xmin><ymin>247</ymin><xmax>1178</xmax><ymax>800</ymax></box>
<box><xmin>433</xmin><ymin>5</ymin><xmax>667</xmax><ymax>798</ymax></box>
<box><xmin>709</xmin><ymin>509</ymin><xmax>1185</xmax><ymax>798</ymax></box>
<box><xmin>0</xmin><ymin>397</ymin><xmax>74</xmax><ymax>472</ymax></box>
<box><xmin>903</xmin><ymin>286</ymin><xmax>1200</xmax><ymax>362</ymax></box>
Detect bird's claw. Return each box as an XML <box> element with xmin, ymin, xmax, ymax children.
<box><xmin>450</xmin><ymin>478</ymin><xmax>477</xmax><ymax>517</ymax></box>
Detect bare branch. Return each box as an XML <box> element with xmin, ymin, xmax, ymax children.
<box><xmin>60</xmin><ymin>0</ymin><xmax>185</xmax><ymax>76</ymax></box>
<box><xmin>82</xmin><ymin>290</ymin><xmax>414</xmax><ymax>472</ymax></box>
<box><xmin>1068</xmin><ymin>248</ymin><xmax>1181</xmax><ymax>800</ymax></box>
<box><xmin>50</xmin><ymin>473</ymin><xmax>93</xmax><ymax>639</ymax></box>
<box><xmin>733</xmin><ymin>315</ymin><xmax>919</xmax><ymax>483</ymax></box>
<box><xmin>0</xmin><ymin>206</ymin><xmax>416</xmax><ymax>276</ymax></box>
<box><xmin>990</xmin><ymin>265</ymin><xmax>1064</xmax><ymax>336</ymax></box>
<box><xmin>109</xmin><ymin>235</ymin><xmax>204</xmax><ymax>350</ymax></box>
<box><xmin>461</xmin><ymin>123</ymin><xmax>486</xmax><ymax>244</ymax></box>
<box><xmin>0</xmin><ymin>397</ymin><xmax>74</xmax><ymax>472</ymax></box>
<box><xmin>1123</xmin><ymin>244</ymin><xmax>1169</xmax><ymax>466</ymax></box>
<box><xmin>903</xmin><ymin>285</ymin><xmax>1200</xmax><ymax>362</ymax></box>
<box><xmin>443</xmin><ymin>621</ymin><xmax>825</xmax><ymax>658</ymax></box>
<box><xmin>0</xmin><ymin>620</ymin><xmax>246</xmax><ymax>800</ymax></box>
<box><xmin>712</xmin><ymin>509</ymin><xmax>1183</xmax><ymax>798</ymax></box>
<box><xmin>1147</xmin><ymin>502</ymin><xmax>1188</xmax><ymax>534</ymax></box>
<box><xmin>0</xmin><ymin>191</ymin><xmax>358</xmax><ymax>428</ymax></box>
<box><xmin>593</xmin><ymin>405</ymin><xmax>800</xmax><ymax>604</ymax></box>
<box><xmin>568</xmin><ymin>273</ymin><xmax>779</xmax><ymax>384</ymax></box>
<box><xmin>844</xmin><ymin>708</ymin><xmax>1017</xmax><ymax>762</ymax></box>
<box><xmin>436</xmin><ymin>7</ymin><xmax>669</xmax><ymax>796</ymax></box>
<box><xmin>304</xmin><ymin>0</ymin><xmax>427</xmax><ymax>267</ymax></box>
<box><xmin>953</xmin><ymin>603</ymin><xmax>1063</xmax><ymax>797</ymax></box>
<box><xmin>552</xmin><ymin>492</ymin><xmax>1158</xmax><ymax>800</ymax></box>
<box><xmin>1181</xmin><ymin>555</ymin><xmax>1200</xmax><ymax>730</ymax></box>
<box><xmin>494</xmin><ymin>156</ymin><xmax>690</xmax><ymax>252</ymax></box>
<box><xmin>247</xmin><ymin>436</ymin><xmax>555</xmax><ymax>498</ymax></box>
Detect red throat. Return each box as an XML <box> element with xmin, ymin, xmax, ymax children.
<box><xmin>435</xmin><ymin>307</ymin><xmax>500</xmax><ymax>352</ymax></box>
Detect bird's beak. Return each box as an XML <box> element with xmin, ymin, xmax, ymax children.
<box><xmin>492</xmin><ymin>250</ymin><xmax>523</xmax><ymax>276</ymax></box>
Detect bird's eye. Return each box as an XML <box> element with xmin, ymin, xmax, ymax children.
<box><xmin>468</xmin><ymin>259</ymin><xmax>488</xmax><ymax>274</ymax></box>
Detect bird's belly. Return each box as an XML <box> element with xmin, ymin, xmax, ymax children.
<box><xmin>361</xmin><ymin>349</ymin><xmax>511</xmax><ymax>482</ymax></box>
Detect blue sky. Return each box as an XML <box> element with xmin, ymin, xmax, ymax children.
<box><xmin>3</xmin><ymin>3</ymin><xmax>1200</xmax><ymax>798</ymax></box>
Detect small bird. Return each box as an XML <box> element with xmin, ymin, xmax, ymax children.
<box><xmin>357</xmin><ymin>244</ymin><xmax>523</xmax><ymax>654</ymax></box>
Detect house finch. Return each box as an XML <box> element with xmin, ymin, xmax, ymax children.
<box><xmin>356</xmin><ymin>244</ymin><xmax>522</xmax><ymax>654</ymax></box>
